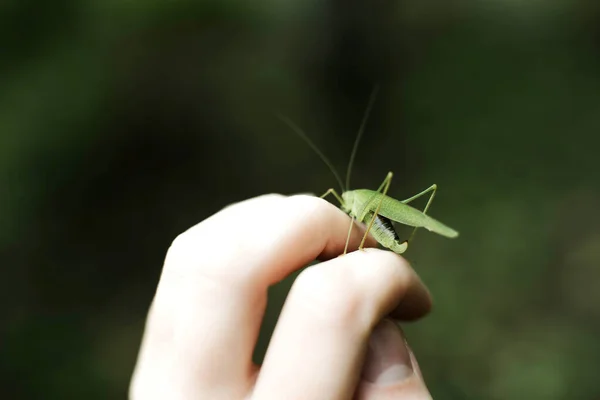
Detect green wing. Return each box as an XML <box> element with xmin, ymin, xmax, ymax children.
<box><xmin>354</xmin><ymin>189</ymin><xmax>459</xmax><ymax>238</ymax></box>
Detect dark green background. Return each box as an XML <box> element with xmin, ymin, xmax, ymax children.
<box><xmin>2</xmin><ymin>1</ymin><xmax>600</xmax><ymax>399</ymax></box>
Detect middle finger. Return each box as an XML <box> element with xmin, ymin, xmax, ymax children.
<box><xmin>253</xmin><ymin>249</ymin><xmax>430</xmax><ymax>400</ymax></box>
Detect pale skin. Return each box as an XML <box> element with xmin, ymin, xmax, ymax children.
<box><xmin>130</xmin><ymin>194</ymin><xmax>435</xmax><ymax>400</ymax></box>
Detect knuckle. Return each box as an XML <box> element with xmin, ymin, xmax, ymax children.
<box><xmin>285</xmin><ymin>195</ymin><xmax>333</xmax><ymax>215</ymax></box>
<box><xmin>165</xmin><ymin>194</ymin><xmax>289</xmax><ymax>264</ymax></box>
<box><xmin>166</xmin><ymin>233</ymin><xmax>188</xmax><ymax>263</ymax></box>
<box><xmin>164</xmin><ymin>225</ymin><xmax>213</xmax><ymax>271</ymax></box>
<box><xmin>167</xmin><ymin>228</ymin><xmax>197</xmax><ymax>260</ymax></box>
<box><xmin>284</xmin><ymin>195</ymin><xmax>340</xmax><ymax>224</ymax></box>
<box><xmin>221</xmin><ymin>193</ymin><xmax>285</xmax><ymax>213</ymax></box>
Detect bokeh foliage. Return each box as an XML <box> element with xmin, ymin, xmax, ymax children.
<box><xmin>2</xmin><ymin>0</ymin><xmax>600</xmax><ymax>399</ymax></box>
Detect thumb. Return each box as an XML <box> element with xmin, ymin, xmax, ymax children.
<box><xmin>355</xmin><ymin>319</ymin><xmax>433</xmax><ymax>400</ymax></box>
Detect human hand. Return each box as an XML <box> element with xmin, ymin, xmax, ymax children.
<box><xmin>130</xmin><ymin>194</ymin><xmax>434</xmax><ymax>399</ymax></box>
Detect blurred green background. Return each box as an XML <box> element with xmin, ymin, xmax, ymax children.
<box><xmin>2</xmin><ymin>0</ymin><xmax>600</xmax><ymax>399</ymax></box>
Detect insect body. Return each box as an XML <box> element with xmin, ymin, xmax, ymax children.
<box><xmin>320</xmin><ymin>173</ymin><xmax>458</xmax><ymax>255</ymax></box>
<box><xmin>278</xmin><ymin>87</ymin><xmax>459</xmax><ymax>255</ymax></box>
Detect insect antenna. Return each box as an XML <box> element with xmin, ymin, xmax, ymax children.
<box><xmin>345</xmin><ymin>85</ymin><xmax>379</xmax><ymax>190</ymax></box>
<box><xmin>277</xmin><ymin>114</ymin><xmax>346</xmax><ymax>192</ymax></box>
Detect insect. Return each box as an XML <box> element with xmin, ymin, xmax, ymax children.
<box><xmin>278</xmin><ymin>86</ymin><xmax>459</xmax><ymax>255</ymax></box>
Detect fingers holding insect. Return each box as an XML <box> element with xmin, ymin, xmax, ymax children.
<box><xmin>131</xmin><ymin>194</ymin><xmax>379</xmax><ymax>399</ymax></box>
<box><xmin>159</xmin><ymin>194</ymin><xmax>379</xmax><ymax>318</ymax></box>
<box><xmin>252</xmin><ymin>249</ymin><xmax>432</xmax><ymax>400</ymax></box>
<box><xmin>163</xmin><ymin>194</ymin><xmax>372</xmax><ymax>285</ymax></box>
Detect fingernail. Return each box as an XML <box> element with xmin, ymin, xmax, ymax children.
<box><xmin>362</xmin><ymin>319</ymin><xmax>413</xmax><ymax>384</ymax></box>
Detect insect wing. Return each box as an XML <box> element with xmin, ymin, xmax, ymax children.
<box><xmin>354</xmin><ymin>189</ymin><xmax>459</xmax><ymax>238</ymax></box>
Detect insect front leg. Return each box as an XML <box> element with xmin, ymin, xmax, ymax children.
<box><xmin>358</xmin><ymin>172</ymin><xmax>394</xmax><ymax>250</ymax></box>
<box><xmin>343</xmin><ymin>215</ymin><xmax>355</xmax><ymax>255</ymax></box>
<box><xmin>319</xmin><ymin>188</ymin><xmax>355</xmax><ymax>255</ymax></box>
<box><xmin>320</xmin><ymin>188</ymin><xmax>344</xmax><ymax>205</ymax></box>
<box><xmin>401</xmin><ymin>184</ymin><xmax>437</xmax><ymax>243</ymax></box>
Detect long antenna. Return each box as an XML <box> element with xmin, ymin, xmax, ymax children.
<box><xmin>277</xmin><ymin>114</ymin><xmax>346</xmax><ymax>192</ymax></box>
<box><xmin>345</xmin><ymin>85</ymin><xmax>379</xmax><ymax>190</ymax></box>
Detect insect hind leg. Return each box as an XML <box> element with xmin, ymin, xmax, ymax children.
<box><xmin>402</xmin><ymin>184</ymin><xmax>437</xmax><ymax>243</ymax></box>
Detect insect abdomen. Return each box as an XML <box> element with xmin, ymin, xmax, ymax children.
<box><xmin>365</xmin><ymin>212</ymin><xmax>408</xmax><ymax>254</ymax></box>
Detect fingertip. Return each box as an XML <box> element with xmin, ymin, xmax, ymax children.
<box><xmin>390</xmin><ymin>283</ymin><xmax>432</xmax><ymax>321</ymax></box>
<box><xmin>346</xmin><ymin>249</ymin><xmax>432</xmax><ymax>322</ymax></box>
<box><xmin>302</xmin><ymin>248</ymin><xmax>428</xmax><ymax>326</ymax></box>
<box><xmin>389</xmin><ymin>266</ymin><xmax>432</xmax><ymax>321</ymax></box>
<box><xmin>282</xmin><ymin>195</ymin><xmax>382</xmax><ymax>259</ymax></box>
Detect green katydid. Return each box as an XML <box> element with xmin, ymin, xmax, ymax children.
<box><xmin>278</xmin><ymin>87</ymin><xmax>459</xmax><ymax>255</ymax></box>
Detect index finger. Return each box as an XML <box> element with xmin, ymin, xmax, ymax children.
<box><xmin>163</xmin><ymin>194</ymin><xmax>379</xmax><ymax>288</ymax></box>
